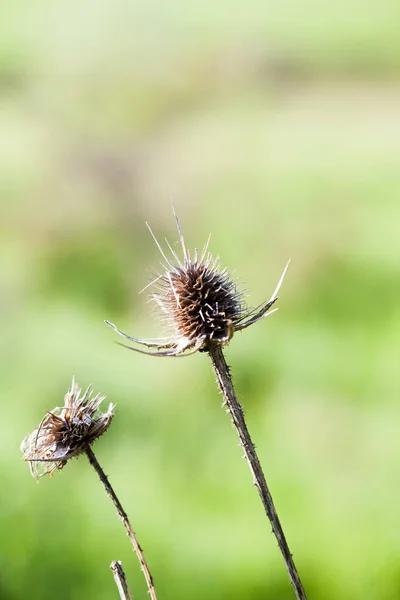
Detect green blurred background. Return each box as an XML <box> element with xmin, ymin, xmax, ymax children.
<box><xmin>1</xmin><ymin>1</ymin><xmax>400</xmax><ymax>598</ymax></box>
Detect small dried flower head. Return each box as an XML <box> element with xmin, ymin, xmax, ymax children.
<box><xmin>21</xmin><ymin>378</ymin><xmax>114</xmax><ymax>479</ymax></box>
<box><xmin>106</xmin><ymin>210</ymin><xmax>289</xmax><ymax>357</ymax></box>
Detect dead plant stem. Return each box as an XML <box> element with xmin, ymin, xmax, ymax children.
<box><xmin>111</xmin><ymin>561</ymin><xmax>134</xmax><ymax>600</ymax></box>
<box><xmin>85</xmin><ymin>446</ymin><xmax>158</xmax><ymax>600</ymax></box>
<box><xmin>208</xmin><ymin>342</ymin><xmax>307</xmax><ymax>600</ymax></box>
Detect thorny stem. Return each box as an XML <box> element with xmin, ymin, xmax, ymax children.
<box><xmin>111</xmin><ymin>561</ymin><xmax>134</xmax><ymax>600</ymax></box>
<box><xmin>85</xmin><ymin>446</ymin><xmax>158</xmax><ymax>600</ymax></box>
<box><xmin>208</xmin><ymin>343</ymin><xmax>307</xmax><ymax>600</ymax></box>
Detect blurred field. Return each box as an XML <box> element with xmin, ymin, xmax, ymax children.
<box><xmin>1</xmin><ymin>1</ymin><xmax>400</xmax><ymax>599</ymax></box>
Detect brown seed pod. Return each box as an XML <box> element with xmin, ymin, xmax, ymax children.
<box><xmin>106</xmin><ymin>210</ymin><xmax>289</xmax><ymax>356</ymax></box>
<box><xmin>21</xmin><ymin>378</ymin><xmax>114</xmax><ymax>478</ymax></box>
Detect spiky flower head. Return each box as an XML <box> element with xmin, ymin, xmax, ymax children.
<box><xmin>106</xmin><ymin>211</ymin><xmax>289</xmax><ymax>357</ymax></box>
<box><xmin>21</xmin><ymin>378</ymin><xmax>114</xmax><ymax>479</ymax></box>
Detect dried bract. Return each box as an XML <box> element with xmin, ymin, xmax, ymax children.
<box><xmin>106</xmin><ymin>211</ymin><xmax>289</xmax><ymax>356</ymax></box>
<box><xmin>21</xmin><ymin>378</ymin><xmax>114</xmax><ymax>479</ymax></box>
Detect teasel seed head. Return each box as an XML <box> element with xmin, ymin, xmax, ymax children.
<box><xmin>106</xmin><ymin>209</ymin><xmax>289</xmax><ymax>357</ymax></box>
<box><xmin>21</xmin><ymin>378</ymin><xmax>114</xmax><ymax>479</ymax></box>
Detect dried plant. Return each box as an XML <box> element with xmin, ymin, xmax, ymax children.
<box><xmin>21</xmin><ymin>378</ymin><xmax>158</xmax><ymax>600</ymax></box>
<box><xmin>106</xmin><ymin>212</ymin><xmax>307</xmax><ymax>600</ymax></box>
<box><xmin>21</xmin><ymin>378</ymin><xmax>113</xmax><ymax>478</ymax></box>
<box><xmin>111</xmin><ymin>561</ymin><xmax>134</xmax><ymax>600</ymax></box>
<box><xmin>105</xmin><ymin>215</ymin><xmax>288</xmax><ymax>357</ymax></box>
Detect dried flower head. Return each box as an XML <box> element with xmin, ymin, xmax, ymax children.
<box><xmin>21</xmin><ymin>378</ymin><xmax>114</xmax><ymax>479</ymax></box>
<box><xmin>106</xmin><ymin>211</ymin><xmax>289</xmax><ymax>357</ymax></box>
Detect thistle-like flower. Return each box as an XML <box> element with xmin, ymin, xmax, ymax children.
<box><xmin>105</xmin><ymin>212</ymin><xmax>307</xmax><ymax>600</ymax></box>
<box><xmin>21</xmin><ymin>379</ymin><xmax>158</xmax><ymax>599</ymax></box>
<box><xmin>21</xmin><ymin>378</ymin><xmax>114</xmax><ymax>478</ymax></box>
<box><xmin>105</xmin><ymin>212</ymin><xmax>289</xmax><ymax>356</ymax></box>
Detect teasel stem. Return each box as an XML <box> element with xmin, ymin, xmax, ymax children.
<box><xmin>208</xmin><ymin>342</ymin><xmax>307</xmax><ymax>600</ymax></box>
<box><xmin>111</xmin><ymin>561</ymin><xmax>134</xmax><ymax>600</ymax></box>
<box><xmin>85</xmin><ymin>446</ymin><xmax>158</xmax><ymax>600</ymax></box>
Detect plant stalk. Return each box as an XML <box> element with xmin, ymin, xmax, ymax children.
<box><xmin>208</xmin><ymin>342</ymin><xmax>307</xmax><ymax>600</ymax></box>
<box><xmin>111</xmin><ymin>561</ymin><xmax>134</xmax><ymax>600</ymax></box>
<box><xmin>85</xmin><ymin>446</ymin><xmax>158</xmax><ymax>600</ymax></box>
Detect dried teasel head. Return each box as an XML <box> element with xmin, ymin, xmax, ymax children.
<box><xmin>106</xmin><ymin>210</ymin><xmax>289</xmax><ymax>357</ymax></box>
<box><xmin>21</xmin><ymin>378</ymin><xmax>114</xmax><ymax>479</ymax></box>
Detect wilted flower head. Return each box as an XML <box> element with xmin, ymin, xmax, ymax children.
<box><xmin>106</xmin><ymin>211</ymin><xmax>289</xmax><ymax>357</ymax></box>
<box><xmin>21</xmin><ymin>378</ymin><xmax>114</xmax><ymax>479</ymax></box>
